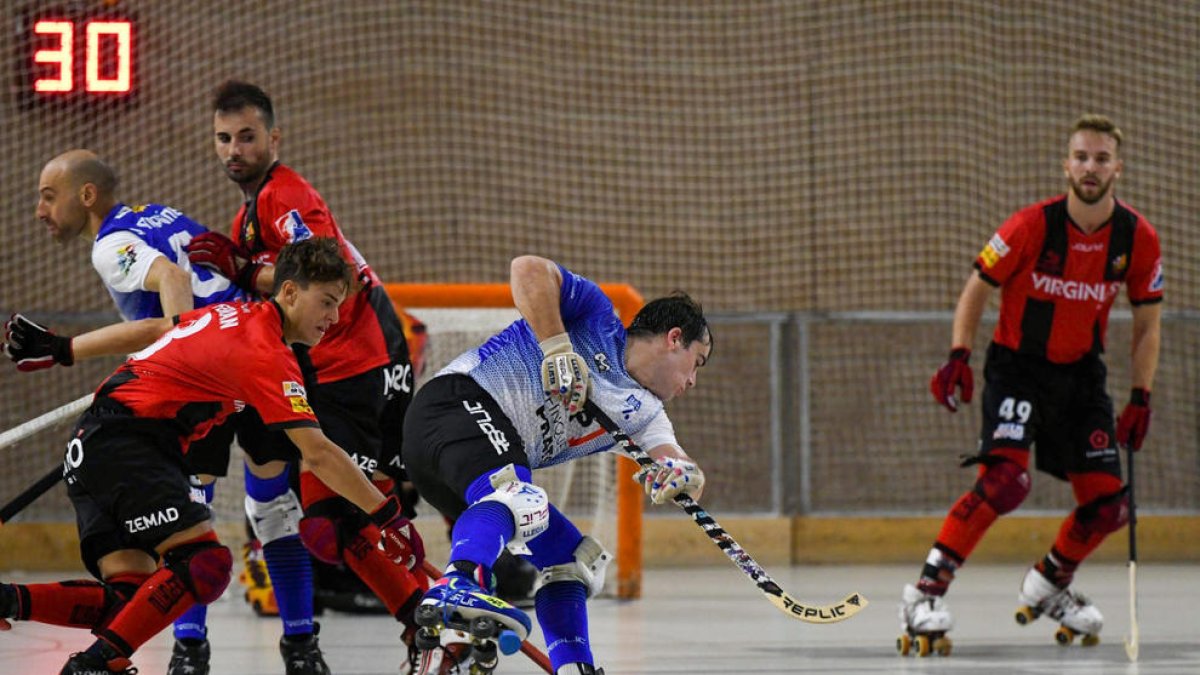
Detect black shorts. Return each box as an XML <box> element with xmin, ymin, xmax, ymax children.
<box><xmin>308</xmin><ymin>366</ymin><xmax>389</xmax><ymax>476</ymax></box>
<box><xmin>65</xmin><ymin>414</ymin><xmax>212</xmax><ymax>579</ymax></box>
<box><xmin>401</xmin><ymin>374</ymin><xmax>528</xmax><ymax>519</ymax></box>
<box><xmin>370</xmin><ymin>285</ymin><xmax>415</xmax><ymax>482</ymax></box>
<box><xmin>185</xmin><ymin>408</ymin><xmax>301</xmax><ymax>475</ymax></box>
<box><xmin>976</xmin><ymin>343</ymin><xmax>1120</xmax><ymax>481</ymax></box>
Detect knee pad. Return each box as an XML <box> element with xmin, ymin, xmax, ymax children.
<box><xmin>535</xmin><ymin>535</ymin><xmax>611</xmax><ymax>598</ymax></box>
<box><xmin>162</xmin><ymin>541</ymin><xmax>233</xmax><ymax>605</ymax></box>
<box><xmin>974</xmin><ymin>460</ymin><xmax>1031</xmax><ymax>515</ymax></box>
<box><xmin>244</xmin><ymin>490</ymin><xmax>303</xmax><ymax>545</ymax></box>
<box><xmin>476</xmin><ymin>464</ymin><xmax>550</xmax><ymax>555</ymax></box>
<box><xmin>1074</xmin><ymin>489</ymin><xmax>1130</xmax><ymax>536</ymax></box>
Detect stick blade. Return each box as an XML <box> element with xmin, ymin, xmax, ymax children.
<box><xmin>769</xmin><ymin>591</ymin><xmax>869</xmax><ymax>624</ymax></box>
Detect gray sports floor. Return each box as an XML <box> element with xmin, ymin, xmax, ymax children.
<box><xmin>2</xmin><ymin>563</ymin><xmax>1197</xmax><ymax>674</ymax></box>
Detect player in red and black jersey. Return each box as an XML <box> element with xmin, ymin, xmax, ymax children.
<box><xmin>898</xmin><ymin>115</ymin><xmax>1163</xmax><ymax>652</ymax></box>
<box><xmin>0</xmin><ymin>239</ymin><xmax>423</xmax><ymax>675</ymax></box>
<box><xmin>184</xmin><ymin>81</ymin><xmax>435</xmax><ymax>673</ymax></box>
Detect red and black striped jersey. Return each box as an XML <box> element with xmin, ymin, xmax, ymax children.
<box><xmin>974</xmin><ymin>195</ymin><xmax>1163</xmax><ymax>364</ymax></box>
<box><xmin>94</xmin><ymin>301</ymin><xmax>319</xmax><ymax>452</ymax></box>
<box><xmin>230</xmin><ymin>162</ymin><xmax>391</xmax><ymax>384</ymax></box>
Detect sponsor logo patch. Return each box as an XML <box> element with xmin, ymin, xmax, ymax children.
<box><xmin>276</xmin><ymin>210</ymin><xmax>313</xmax><ymax>243</ymax></box>
<box><xmin>1149</xmin><ymin>259</ymin><xmax>1164</xmax><ymax>293</ymax></box>
<box><xmin>978</xmin><ymin>234</ymin><xmax>1010</xmax><ymax>269</ymax></box>
<box><xmin>289</xmin><ymin>396</ymin><xmax>314</xmax><ymax>414</ymax></box>
<box><xmin>116</xmin><ymin>243</ymin><xmax>137</xmax><ymax>275</ymax></box>
<box><xmin>992</xmin><ymin>422</ymin><xmax>1025</xmax><ymax>441</ymax></box>
<box><xmin>283</xmin><ymin>381</ymin><xmax>307</xmax><ymax>398</ymax></box>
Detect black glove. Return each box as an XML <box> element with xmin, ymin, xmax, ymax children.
<box><xmin>2</xmin><ymin>314</ymin><xmax>74</xmax><ymax>371</ymax></box>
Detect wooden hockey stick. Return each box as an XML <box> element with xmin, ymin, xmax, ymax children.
<box><xmin>0</xmin><ymin>465</ymin><xmax>62</xmax><ymax>527</ymax></box>
<box><xmin>420</xmin><ymin>560</ymin><xmax>553</xmax><ymax>674</ymax></box>
<box><xmin>1124</xmin><ymin>445</ymin><xmax>1139</xmax><ymax>662</ymax></box>
<box><xmin>584</xmin><ymin>400</ymin><xmax>868</xmax><ymax>624</ymax></box>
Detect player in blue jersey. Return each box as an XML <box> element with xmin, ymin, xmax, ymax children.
<box><xmin>401</xmin><ymin>255</ymin><xmax>712</xmax><ymax>675</ymax></box>
<box><xmin>35</xmin><ymin>149</ymin><xmax>328</xmax><ymax>675</ymax></box>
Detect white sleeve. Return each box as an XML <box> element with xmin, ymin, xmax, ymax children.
<box><xmin>631</xmin><ymin>411</ymin><xmax>678</xmax><ymax>454</ymax></box>
<box><xmin>92</xmin><ymin>232</ymin><xmax>165</xmax><ymax>294</ymax></box>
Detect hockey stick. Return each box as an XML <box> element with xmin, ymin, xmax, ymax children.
<box><xmin>420</xmin><ymin>560</ymin><xmax>553</xmax><ymax>674</ymax></box>
<box><xmin>583</xmin><ymin>400</ymin><xmax>868</xmax><ymax>624</ymax></box>
<box><xmin>0</xmin><ymin>465</ymin><xmax>62</xmax><ymax>527</ymax></box>
<box><xmin>0</xmin><ymin>393</ymin><xmax>92</xmax><ymax>450</ymax></box>
<box><xmin>1124</xmin><ymin>445</ymin><xmax>1139</xmax><ymax>662</ymax></box>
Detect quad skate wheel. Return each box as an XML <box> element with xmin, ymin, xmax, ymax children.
<box><xmin>496</xmin><ymin>629</ymin><xmax>521</xmax><ymax>656</ymax></box>
<box><xmin>470</xmin><ymin>616</ymin><xmax>497</xmax><ymax>639</ymax></box>
<box><xmin>896</xmin><ymin>633</ymin><xmax>912</xmax><ymax>656</ymax></box>
<box><xmin>472</xmin><ymin>640</ymin><xmax>499</xmax><ymax>672</ymax></box>
<box><xmin>933</xmin><ymin>636</ymin><xmax>952</xmax><ymax>656</ymax></box>
<box><xmin>415</xmin><ymin>627</ymin><xmax>442</xmax><ymax>651</ymax></box>
<box><xmin>415</xmin><ymin>603</ymin><xmax>443</xmax><ymax>628</ymax></box>
<box><xmin>1014</xmin><ymin>606</ymin><xmax>1036</xmax><ymax>625</ymax></box>
<box><xmin>915</xmin><ymin>634</ymin><xmax>932</xmax><ymax>657</ymax></box>
<box><xmin>1055</xmin><ymin>626</ymin><xmax>1075</xmax><ymax>645</ymax></box>
<box><xmin>1081</xmin><ymin>634</ymin><xmax>1100</xmax><ymax>647</ymax></box>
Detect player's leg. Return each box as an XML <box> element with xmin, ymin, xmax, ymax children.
<box><xmin>526</xmin><ymin>507</ymin><xmax>610</xmax><ymax>673</ymax></box>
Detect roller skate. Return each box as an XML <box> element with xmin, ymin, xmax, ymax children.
<box><xmin>278</xmin><ymin>624</ymin><xmax>332</xmax><ymax>675</ymax></box>
<box><xmin>240</xmin><ymin>540</ymin><xmax>279</xmax><ymax>617</ymax></box>
<box><xmin>897</xmin><ymin>584</ymin><xmax>953</xmax><ymax>657</ymax></box>
<box><xmin>1014</xmin><ymin>566</ymin><xmax>1102</xmax><ymax>646</ymax></box>
<box><xmin>167</xmin><ymin>637</ymin><xmax>211</xmax><ymax>675</ymax></box>
<box><xmin>413</xmin><ymin>563</ymin><xmax>532</xmax><ymax>674</ymax></box>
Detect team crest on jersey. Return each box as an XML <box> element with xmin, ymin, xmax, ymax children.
<box><xmin>621</xmin><ymin>394</ymin><xmax>642</xmax><ymax>420</ymax></box>
<box><xmin>978</xmin><ymin>234</ymin><xmax>1009</xmax><ymax>269</ymax></box>
<box><xmin>1110</xmin><ymin>254</ymin><xmax>1128</xmax><ymax>274</ymax></box>
<box><xmin>1150</xmin><ymin>260</ymin><xmax>1164</xmax><ymax>292</ymax></box>
<box><xmin>129</xmin><ymin>204</ymin><xmax>148</xmax><ymax>213</ymax></box>
<box><xmin>593</xmin><ymin>352</ymin><xmax>611</xmax><ymax>372</ymax></box>
<box><xmin>116</xmin><ymin>243</ymin><xmax>137</xmax><ymax>276</ymax></box>
<box><xmin>276</xmin><ymin>210</ymin><xmax>313</xmax><ymax>243</ymax></box>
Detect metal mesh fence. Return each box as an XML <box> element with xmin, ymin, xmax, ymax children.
<box><xmin>2</xmin><ymin>1</ymin><xmax>1198</xmax><ymax>520</ymax></box>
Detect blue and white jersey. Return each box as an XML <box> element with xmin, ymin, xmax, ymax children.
<box><xmin>440</xmin><ymin>265</ymin><xmax>678</xmax><ymax>469</ymax></box>
<box><xmin>92</xmin><ymin>203</ymin><xmax>247</xmax><ymax>320</ymax></box>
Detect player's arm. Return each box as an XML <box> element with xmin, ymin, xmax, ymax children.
<box><xmin>252</xmin><ymin>265</ymin><xmax>276</xmax><ymax>296</ymax></box>
<box><xmin>286</xmin><ymin>426</ymin><xmax>387</xmax><ymax>513</ymax></box>
<box><xmin>511</xmin><ymin>255</ymin><xmax>593</xmax><ymax>413</ymax></box>
<box><xmin>930</xmin><ymin>271</ymin><xmax>993</xmax><ymax>412</ymax></box>
<box><xmin>142</xmin><ymin>257</ymin><xmax>195</xmax><ymax>318</ymax></box>
<box><xmin>1116</xmin><ymin>301</ymin><xmax>1162</xmax><ymax>451</ymax></box>
<box><xmin>3</xmin><ymin>314</ymin><xmax>172</xmax><ymax>370</ymax></box>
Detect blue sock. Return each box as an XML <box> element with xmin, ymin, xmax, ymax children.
<box><xmin>448</xmin><ymin>501</ymin><xmax>515</xmax><ymax>580</ymax></box>
<box><xmin>173</xmin><ymin>483</ymin><xmax>216</xmax><ymax>642</ymax></box>
<box><xmin>245</xmin><ymin>464</ymin><xmax>314</xmax><ymax>637</ymax></box>
<box><xmin>535</xmin><ymin>581</ymin><xmax>592</xmax><ymax>670</ymax></box>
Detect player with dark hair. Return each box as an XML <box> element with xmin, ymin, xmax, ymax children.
<box><xmin>901</xmin><ymin>114</ymin><xmax>1163</xmax><ymax>654</ymax></box>
<box><xmin>186</xmin><ymin>80</ymin><xmax>432</xmax><ymax>672</ymax></box>
<box><xmin>402</xmin><ymin>255</ymin><xmax>712</xmax><ymax>675</ymax></box>
<box><xmin>0</xmin><ymin>238</ymin><xmax>423</xmax><ymax>675</ymax></box>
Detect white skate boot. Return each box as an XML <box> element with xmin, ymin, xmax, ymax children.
<box><xmin>897</xmin><ymin>584</ymin><xmax>954</xmax><ymax>656</ymax></box>
<box><xmin>1014</xmin><ymin>566</ymin><xmax>1103</xmax><ymax>646</ymax></box>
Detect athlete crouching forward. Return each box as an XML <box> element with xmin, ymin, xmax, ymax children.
<box><xmin>0</xmin><ymin>238</ymin><xmax>423</xmax><ymax>675</ymax></box>
<box><xmin>402</xmin><ymin>255</ymin><xmax>712</xmax><ymax>675</ymax></box>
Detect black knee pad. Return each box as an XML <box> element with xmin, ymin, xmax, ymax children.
<box><xmin>973</xmin><ymin>459</ymin><xmax>1031</xmax><ymax>515</ymax></box>
<box><xmin>299</xmin><ymin>498</ymin><xmax>374</xmax><ymax>564</ymax></box>
<box><xmin>161</xmin><ymin>541</ymin><xmax>233</xmax><ymax>605</ymax></box>
<box><xmin>1074</xmin><ymin>488</ymin><xmax>1130</xmax><ymax>536</ymax></box>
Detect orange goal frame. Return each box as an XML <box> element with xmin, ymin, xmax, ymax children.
<box><xmin>385</xmin><ymin>282</ymin><xmax>645</xmax><ymax>599</ymax></box>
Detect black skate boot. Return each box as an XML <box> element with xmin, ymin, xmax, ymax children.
<box><xmin>279</xmin><ymin>625</ymin><xmax>331</xmax><ymax>675</ymax></box>
<box><xmin>0</xmin><ymin>582</ymin><xmax>17</xmax><ymax>631</ymax></box>
<box><xmin>557</xmin><ymin>665</ymin><xmax>605</xmax><ymax>675</ymax></box>
<box><xmin>60</xmin><ymin>649</ymin><xmax>138</xmax><ymax>674</ymax></box>
<box><xmin>167</xmin><ymin>638</ymin><xmax>210</xmax><ymax>675</ymax></box>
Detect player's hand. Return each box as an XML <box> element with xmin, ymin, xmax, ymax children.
<box><xmin>929</xmin><ymin>347</ymin><xmax>973</xmax><ymax>412</ymax></box>
<box><xmin>2</xmin><ymin>313</ymin><xmax>74</xmax><ymax>371</ymax></box>
<box><xmin>1116</xmin><ymin>388</ymin><xmax>1152</xmax><ymax>452</ymax></box>
<box><xmin>185</xmin><ymin>231</ymin><xmax>262</xmax><ymax>291</ymax></box>
<box><xmin>635</xmin><ymin>458</ymin><xmax>705</xmax><ymax>504</ymax></box>
<box><xmin>370</xmin><ymin>495</ymin><xmax>425</xmax><ymax>571</ymax></box>
<box><xmin>540</xmin><ymin>332</ymin><xmax>590</xmax><ymax>415</ymax></box>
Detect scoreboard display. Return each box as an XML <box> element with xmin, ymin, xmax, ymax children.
<box><xmin>13</xmin><ymin>3</ymin><xmax>137</xmax><ymax>108</ymax></box>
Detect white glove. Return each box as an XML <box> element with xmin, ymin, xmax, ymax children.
<box><xmin>539</xmin><ymin>332</ymin><xmax>589</xmax><ymax>415</ymax></box>
<box><xmin>635</xmin><ymin>458</ymin><xmax>705</xmax><ymax>504</ymax></box>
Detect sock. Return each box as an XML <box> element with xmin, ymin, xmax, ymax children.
<box><xmin>535</xmin><ymin>581</ymin><xmax>592</xmax><ymax>671</ymax></box>
<box><xmin>448</xmin><ymin>501</ymin><xmax>515</xmax><ymax>569</ymax></box>
<box><xmin>1036</xmin><ymin>548</ymin><xmax>1080</xmax><ymax>588</ymax></box>
<box><xmin>916</xmin><ymin>544</ymin><xmax>963</xmax><ymax>597</ymax></box>
<box><xmin>246</xmin><ymin>464</ymin><xmax>314</xmax><ymax>637</ymax></box>
<box><xmin>933</xmin><ymin>487</ymin><xmax>999</xmax><ymax>562</ymax></box>
<box><xmin>174</xmin><ymin>483</ymin><xmax>217</xmax><ymax>642</ymax></box>
<box><xmin>10</xmin><ymin>580</ymin><xmax>108</xmax><ymax>628</ymax></box>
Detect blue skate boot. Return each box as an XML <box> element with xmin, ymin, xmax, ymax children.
<box><xmin>414</xmin><ymin>562</ymin><xmax>531</xmax><ymax>675</ymax></box>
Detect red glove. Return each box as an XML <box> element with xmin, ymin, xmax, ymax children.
<box><xmin>370</xmin><ymin>495</ymin><xmax>425</xmax><ymax>571</ymax></box>
<box><xmin>186</xmin><ymin>231</ymin><xmax>263</xmax><ymax>292</ymax></box>
<box><xmin>3</xmin><ymin>313</ymin><xmax>74</xmax><ymax>371</ymax></box>
<box><xmin>1116</xmin><ymin>388</ymin><xmax>1152</xmax><ymax>451</ymax></box>
<box><xmin>930</xmin><ymin>347</ymin><xmax>973</xmax><ymax>412</ymax></box>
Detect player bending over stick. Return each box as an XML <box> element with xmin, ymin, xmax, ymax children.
<box><xmin>0</xmin><ymin>238</ymin><xmax>424</xmax><ymax>675</ymax></box>
<box><xmin>401</xmin><ymin>255</ymin><xmax>712</xmax><ymax>675</ymax></box>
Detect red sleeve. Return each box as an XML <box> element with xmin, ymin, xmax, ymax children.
<box><xmin>973</xmin><ymin>208</ymin><xmax>1037</xmax><ymax>286</ymax></box>
<box><xmin>238</xmin><ymin>345</ymin><xmax>320</xmax><ymax>429</ymax></box>
<box><xmin>256</xmin><ymin>184</ymin><xmax>338</xmax><ymax>246</ymax></box>
<box><xmin>1127</xmin><ymin>222</ymin><xmax>1164</xmax><ymax>305</ymax></box>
